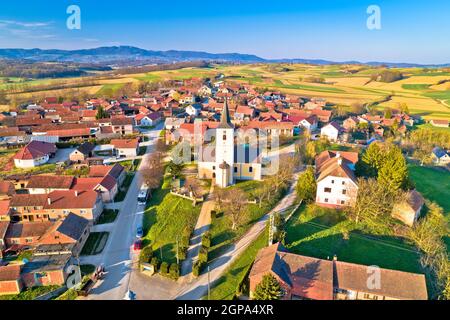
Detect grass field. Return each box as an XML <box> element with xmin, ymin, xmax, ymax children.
<box><xmin>285</xmin><ymin>204</ymin><xmax>423</xmax><ymax>274</ymax></box>
<box><xmin>142</xmin><ymin>177</ymin><xmax>201</xmax><ymax>264</ymax></box>
<box><xmin>80</xmin><ymin>232</ymin><xmax>109</xmax><ymax>256</ymax></box>
<box><xmin>208</xmin><ymin>229</ymin><xmax>268</xmax><ymax>300</ymax></box>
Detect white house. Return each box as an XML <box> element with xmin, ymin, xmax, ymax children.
<box><xmin>320</xmin><ymin>121</ymin><xmax>341</xmax><ymax>142</ymax></box>
<box><xmin>431</xmin><ymin>147</ymin><xmax>450</xmax><ymax>165</ymax></box>
<box><xmin>13</xmin><ymin>141</ymin><xmax>57</xmax><ymax>169</ymax></box>
<box><xmin>164</xmin><ymin>117</ymin><xmax>185</xmax><ymax>131</ymax></box>
<box><xmin>111</xmin><ymin>139</ymin><xmax>139</xmax><ymax>158</ymax></box>
<box><xmin>186</xmin><ymin>104</ymin><xmax>202</xmax><ymax>117</ymax></box>
<box><xmin>315</xmin><ymin>151</ymin><xmax>359</xmax><ymax>208</ymax></box>
<box><xmin>136</xmin><ymin>112</ymin><xmax>161</xmax><ymax>127</ymax></box>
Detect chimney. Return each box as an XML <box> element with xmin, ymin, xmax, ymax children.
<box><xmin>333</xmin><ymin>255</ymin><xmax>338</xmax><ymax>261</ymax></box>
<box><xmin>74</xmin><ymin>190</ymin><xmax>78</xmax><ymax>197</ymax></box>
<box><xmin>47</xmin><ymin>198</ymin><xmax>51</xmax><ymax>205</ymax></box>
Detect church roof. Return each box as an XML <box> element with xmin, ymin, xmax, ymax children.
<box><xmin>217</xmin><ymin>98</ymin><xmax>234</xmax><ymax>129</ymax></box>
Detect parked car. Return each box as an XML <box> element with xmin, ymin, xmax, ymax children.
<box><xmin>136</xmin><ymin>226</ymin><xmax>143</xmax><ymax>238</ymax></box>
<box><xmin>133</xmin><ymin>239</ymin><xmax>142</xmax><ymax>251</ymax></box>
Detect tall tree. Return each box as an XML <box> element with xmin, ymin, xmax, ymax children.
<box><xmin>96</xmin><ymin>105</ymin><xmax>109</xmax><ymax>119</ymax></box>
<box><xmin>222</xmin><ymin>188</ymin><xmax>248</xmax><ymax>231</ymax></box>
<box><xmin>253</xmin><ymin>274</ymin><xmax>282</xmax><ymax>300</ymax></box>
<box><xmin>378</xmin><ymin>146</ymin><xmax>409</xmax><ymax>192</ymax></box>
<box><xmin>296</xmin><ymin>167</ymin><xmax>317</xmax><ymax>202</ymax></box>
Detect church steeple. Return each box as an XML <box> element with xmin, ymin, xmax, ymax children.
<box><xmin>218</xmin><ymin>98</ymin><xmax>234</xmax><ymax>129</ymax></box>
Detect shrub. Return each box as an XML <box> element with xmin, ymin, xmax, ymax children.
<box><xmin>160</xmin><ymin>261</ymin><xmax>169</xmax><ymax>274</ymax></box>
<box><xmin>201</xmin><ymin>232</ymin><xmax>211</xmax><ymax>248</ymax></box>
<box><xmin>139</xmin><ymin>246</ymin><xmax>153</xmax><ymax>264</ymax></box>
<box><xmin>178</xmin><ymin>247</ymin><xmax>187</xmax><ymax>261</ymax></box>
<box><xmin>150</xmin><ymin>257</ymin><xmax>160</xmax><ymax>270</ymax></box>
<box><xmin>169</xmin><ymin>263</ymin><xmax>180</xmax><ymax>279</ymax></box>
<box><xmin>192</xmin><ymin>260</ymin><xmax>204</xmax><ymax>277</ymax></box>
<box><xmin>198</xmin><ymin>246</ymin><xmax>208</xmax><ymax>264</ymax></box>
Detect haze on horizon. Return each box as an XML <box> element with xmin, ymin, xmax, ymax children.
<box><xmin>0</xmin><ymin>0</ymin><xmax>449</xmax><ymax>64</ymax></box>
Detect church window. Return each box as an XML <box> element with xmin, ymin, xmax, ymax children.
<box><xmin>223</xmin><ymin>134</ymin><xmax>227</xmax><ymax>141</ymax></box>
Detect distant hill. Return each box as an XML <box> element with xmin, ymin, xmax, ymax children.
<box><xmin>0</xmin><ymin>46</ymin><xmax>449</xmax><ymax>68</ymax></box>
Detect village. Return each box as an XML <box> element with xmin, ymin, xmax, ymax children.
<box><xmin>0</xmin><ymin>72</ymin><xmax>449</xmax><ymax>301</ymax></box>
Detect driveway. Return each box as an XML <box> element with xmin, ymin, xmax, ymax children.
<box><xmin>49</xmin><ymin>147</ymin><xmax>74</xmax><ymax>163</ymax></box>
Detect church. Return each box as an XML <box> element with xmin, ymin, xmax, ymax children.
<box><xmin>197</xmin><ymin>99</ymin><xmax>262</xmax><ymax>188</ymax></box>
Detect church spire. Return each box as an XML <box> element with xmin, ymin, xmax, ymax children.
<box><xmin>218</xmin><ymin>98</ymin><xmax>234</xmax><ymax>129</ymax></box>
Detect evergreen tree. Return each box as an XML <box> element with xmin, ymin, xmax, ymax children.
<box><xmin>253</xmin><ymin>274</ymin><xmax>282</xmax><ymax>300</ymax></box>
<box><xmin>96</xmin><ymin>105</ymin><xmax>109</xmax><ymax>119</ymax></box>
<box><xmin>296</xmin><ymin>167</ymin><xmax>317</xmax><ymax>202</ymax></box>
<box><xmin>378</xmin><ymin>146</ymin><xmax>408</xmax><ymax>192</ymax></box>
<box><xmin>357</xmin><ymin>142</ymin><xmax>386</xmax><ymax>177</ymax></box>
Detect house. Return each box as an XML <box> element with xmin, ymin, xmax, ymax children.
<box><xmin>88</xmin><ymin>163</ymin><xmax>126</xmax><ymax>186</ymax></box>
<box><xmin>392</xmin><ymin>190</ymin><xmax>425</xmax><ymax>227</ymax></box>
<box><xmin>72</xmin><ymin>175</ymin><xmax>118</xmax><ymax>203</ymax></box>
<box><xmin>0</xmin><ymin>181</ymin><xmax>16</xmax><ymax>200</ymax></box>
<box><xmin>136</xmin><ymin>112</ymin><xmax>162</xmax><ymax>127</ymax></box>
<box><xmin>430</xmin><ymin>119</ymin><xmax>449</xmax><ymax>128</ymax></box>
<box><xmin>36</xmin><ymin>213</ymin><xmax>90</xmax><ymax>256</ymax></box>
<box><xmin>5</xmin><ymin>221</ymin><xmax>53</xmax><ymax>249</ymax></box>
<box><xmin>26</xmin><ymin>175</ymin><xmax>75</xmax><ymax>194</ymax></box>
<box><xmin>0</xmin><ymin>220</ymin><xmax>9</xmax><ymax>258</ymax></box>
<box><xmin>186</xmin><ymin>104</ymin><xmax>202</xmax><ymax>117</ymax></box>
<box><xmin>21</xmin><ymin>254</ymin><xmax>72</xmax><ymax>288</ymax></box>
<box><xmin>343</xmin><ymin>116</ymin><xmax>360</xmax><ymax>131</ymax></box>
<box><xmin>13</xmin><ymin>141</ymin><xmax>57</xmax><ymax>169</ymax></box>
<box><xmin>164</xmin><ymin>117</ymin><xmax>185</xmax><ymax>131</ymax></box>
<box><xmin>315</xmin><ymin>151</ymin><xmax>359</xmax><ymax>208</ymax></box>
<box><xmin>288</xmin><ymin>115</ymin><xmax>318</xmax><ymax>132</ymax></box>
<box><xmin>69</xmin><ymin>142</ymin><xmax>95</xmax><ymax>163</ymax></box>
<box><xmin>431</xmin><ymin>147</ymin><xmax>450</xmax><ymax>165</ymax></box>
<box><xmin>234</xmin><ymin>106</ymin><xmax>256</xmax><ymax>122</ymax></box>
<box><xmin>320</xmin><ymin>122</ymin><xmax>342</xmax><ymax>142</ymax></box>
<box><xmin>111</xmin><ymin>138</ymin><xmax>139</xmax><ymax>158</ymax></box>
<box><xmin>9</xmin><ymin>190</ymin><xmax>104</xmax><ymax>223</ymax></box>
<box><xmin>249</xmin><ymin>243</ymin><xmax>428</xmax><ymax>300</ymax></box>
<box><xmin>0</xmin><ymin>265</ymin><xmax>23</xmax><ymax>296</ymax></box>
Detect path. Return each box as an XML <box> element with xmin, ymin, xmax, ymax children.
<box><xmin>179</xmin><ymin>184</ymin><xmax>215</xmax><ymax>281</ymax></box>
<box><xmin>174</xmin><ymin>170</ymin><xmax>301</xmax><ymax>300</ymax></box>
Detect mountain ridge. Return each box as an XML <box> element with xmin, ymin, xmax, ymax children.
<box><xmin>0</xmin><ymin>46</ymin><xmax>449</xmax><ymax>68</ymax></box>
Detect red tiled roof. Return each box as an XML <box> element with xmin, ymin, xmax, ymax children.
<box><xmin>0</xmin><ymin>265</ymin><xmax>21</xmax><ymax>282</ymax></box>
<box><xmin>111</xmin><ymin>138</ymin><xmax>139</xmax><ymax>149</ymax></box>
<box><xmin>14</xmin><ymin>141</ymin><xmax>56</xmax><ymax>160</ymax></box>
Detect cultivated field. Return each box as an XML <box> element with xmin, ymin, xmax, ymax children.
<box><xmin>3</xmin><ymin>63</ymin><xmax>450</xmax><ymax>120</ymax></box>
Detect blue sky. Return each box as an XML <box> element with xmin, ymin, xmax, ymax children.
<box><xmin>0</xmin><ymin>0</ymin><xmax>449</xmax><ymax>63</ymax></box>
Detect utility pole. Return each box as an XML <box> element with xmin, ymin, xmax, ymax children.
<box><xmin>268</xmin><ymin>213</ymin><xmax>275</xmax><ymax>246</ymax></box>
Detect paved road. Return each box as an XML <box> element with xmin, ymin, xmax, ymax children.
<box><xmin>83</xmin><ymin>124</ymin><xmax>163</xmax><ymax>300</ymax></box>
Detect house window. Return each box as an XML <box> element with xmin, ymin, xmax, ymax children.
<box><xmin>234</xmin><ymin>167</ymin><xmax>238</xmax><ymax>173</ymax></box>
<box><xmin>341</xmin><ymin>200</ymin><xmax>346</xmax><ymax>205</ymax></box>
<box><xmin>342</xmin><ymin>181</ymin><xmax>345</xmax><ymax>185</ymax></box>
<box><xmin>324</xmin><ymin>187</ymin><xmax>332</xmax><ymax>193</ymax></box>
<box><xmin>324</xmin><ymin>198</ymin><xmax>329</xmax><ymax>203</ymax></box>
<box><xmin>223</xmin><ymin>134</ymin><xmax>227</xmax><ymax>141</ymax></box>
<box><xmin>63</xmin><ymin>210</ymin><xmax>70</xmax><ymax>215</ymax></box>
<box><xmin>249</xmin><ymin>166</ymin><xmax>253</xmax><ymax>173</ymax></box>
<box><xmin>80</xmin><ymin>210</ymin><xmax>87</xmax><ymax>214</ymax></box>
<box><xmin>331</xmin><ymin>180</ymin><xmax>335</xmax><ymax>184</ymax></box>
<box><xmin>342</xmin><ymin>189</ymin><xmax>347</xmax><ymax>195</ymax></box>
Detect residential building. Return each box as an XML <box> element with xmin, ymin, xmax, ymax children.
<box><xmin>69</xmin><ymin>142</ymin><xmax>95</xmax><ymax>163</ymax></box>
<box><xmin>111</xmin><ymin>138</ymin><xmax>139</xmax><ymax>158</ymax></box>
<box><xmin>320</xmin><ymin>121</ymin><xmax>342</xmax><ymax>142</ymax></box>
<box><xmin>392</xmin><ymin>190</ymin><xmax>425</xmax><ymax>227</ymax></box>
<box><xmin>249</xmin><ymin>243</ymin><xmax>428</xmax><ymax>300</ymax></box>
<box><xmin>13</xmin><ymin>141</ymin><xmax>57</xmax><ymax>169</ymax></box>
<box><xmin>431</xmin><ymin>147</ymin><xmax>450</xmax><ymax>165</ymax></box>
<box><xmin>26</xmin><ymin>175</ymin><xmax>75</xmax><ymax>194</ymax></box>
<box><xmin>315</xmin><ymin>151</ymin><xmax>359</xmax><ymax>208</ymax></box>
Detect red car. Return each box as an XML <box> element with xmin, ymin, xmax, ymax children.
<box><xmin>133</xmin><ymin>240</ymin><xmax>142</xmax><ymax>251</ymax></box>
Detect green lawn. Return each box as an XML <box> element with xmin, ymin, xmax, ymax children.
<box><xmin>209</xmin><ymin>180</ymin><xmax>286</xmax><ymax>261</ymax></box>
<box><xmin>409</xmin><ymin>165</ymin><xmax>450</xmax><ymax>215</ymax></box>
<box><xmin>401</xmin><ymin>84</ymin><xmax>431</xmax><ymax>91</ymax></box>
<box><xmin>80</xmin><ymin>232</ymin><xmax>109</xmax><ymax>256</ymax></box>
<box><xmin>143</xmin><ymin>177</ymin><xmax>201</xmax><ymax>264</ymax></box>
<box><xmin>208</xmin><ymin>229</ymin><xmax>268</xmax><ymax>300</ymax></box>
<box><xmin>95</xmin><ymin>209</ymin><xmax>119</xmax><ymax>225</ymax></box>
<box><xmin>285</xmin><ymin>204</ymin><xmax>423</xmax><ymax>274</ymax></box>
<box><xmin>96</xmin><ymin>83</ymin><xmax>125</xmax><ymax>96</ymax></box>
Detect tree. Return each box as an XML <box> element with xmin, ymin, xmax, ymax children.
<box><xmin>296</xmin><ymin>167</ymin><xmax>317</xmax><ymax>202</ymax></box>
<box><xmin>184</xmin><ymin>176</ymin><xmax>201</xmax><ymax>196</ymax></box>
<box><xmin>222</xmin><ymin>188</ymin><xmax>248</xmax><ymax>231</ymax></box>
<box><xmin>96</xmin><ymin>105</ymin><xmax>109</xmax><ymax>120</ymax></box>
<box><xmin>212</xmin><ymin>187</ymin><xmax>228</xmax><ymax>212</ymax></box>
<box><xmin>378</xmin><ymin>146</ymin><xmax>409</xmax><ymax>193</ymax></box>
<box><xmin>272</xmin><ymin>154</ymin><xmax>297</xmax><ymax>192</ymax></box>
<box><xmin>141</xmin><ymin>153</ymin><xmax>164</xmax><ymax>195</ymax></box>
<box><xmin>167</xmin><ymin>160</ymin><xmax>183</xmax><ymax>179</ymax></box>
<box><xmin>356</xmin><ymin>142</ymin><xmax>385</xmax><ymax>177</ymax></box>
<box><xmin>351</xmin><ymin>178</ymin><xmax>402</xmax><ymax>226</ymax></box>
<box><xmin>384</xmin><ymin>108</ymin><xmax>392</xmax><ymax>119</ymax></box>
<box><xmin>253</xmin><ymin>274</ymin><xmax>282</xmax><ymax>300</ymax></box>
